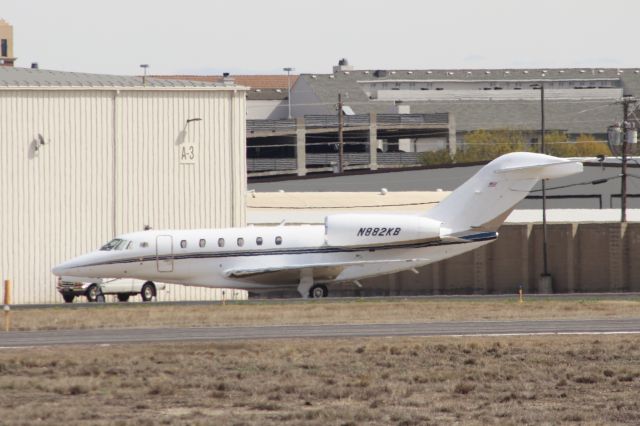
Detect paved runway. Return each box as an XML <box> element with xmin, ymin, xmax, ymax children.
<box><xmin>2</xmin><ymin>318</ymin><xmax>640</xmax><ymax>348</ymax></box>
<box><xmin>13</xmin><ymin>292</ymin><xmax>640</xmax><ymax>310</ymax></box>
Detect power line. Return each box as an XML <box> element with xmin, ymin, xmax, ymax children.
<box><xmin>529</xmin><ymin>175</ymin><xmax>621</xmax><ymax>192</ymax></box>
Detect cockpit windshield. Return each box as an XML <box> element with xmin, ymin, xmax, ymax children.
<box><xmin>100</xmin><ymin>239</ymin><xmax>126</xmax><ymax>251</ymax></box>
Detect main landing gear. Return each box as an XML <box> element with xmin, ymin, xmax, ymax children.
<box><xmin>309</xmin><ymin>284</ymin><xmax>328</xmax><ymax>298</ymax></box>
<box><xmin>297</xmin><ymin>269</ymin><xmax>328</xmax><ymax>298</ymax></box>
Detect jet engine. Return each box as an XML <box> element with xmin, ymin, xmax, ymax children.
<box><xmin>324</xmin><ymin>214</ymin><xmax>442</xmax><ymax>247</ymax></box>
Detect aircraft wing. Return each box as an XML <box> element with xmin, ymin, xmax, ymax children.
<box><xmin>224</xmin><ymin>258</ymin><xmax>429</xmax><ymax>279</ymax></box>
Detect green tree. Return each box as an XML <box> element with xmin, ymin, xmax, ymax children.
<box><xmin>419</xmin><ymin>129</ymin><xmax>531</xmax><ymax>166</ymax></box>
<box><xmin>573</xmin><ymin>134</ymin><xmax>612</xmax><ymax>157</ymax></box>
<box><xmin>457</xmin><ymin>129</ymin><xmax>531</xmax><ymax>162</ymax></box>
<box><xmin>418</xmin><ymin>130</ymin><xmax>614</xmax><ymax>168</ymax></box>
<box><xmin>546</xmin><ymin>132</ymin><xmax>612</xmax><ymax>157</ymax></box>
<box><xmin>543</xmin><ymin>131</ymin><xmax>571</xmax><ymax>157</ymax></box>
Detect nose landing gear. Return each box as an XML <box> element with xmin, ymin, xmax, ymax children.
<box><xmin>141</xmin><ymin>281</ymin><xmax>156</xmax><ymax>302</ymax></box>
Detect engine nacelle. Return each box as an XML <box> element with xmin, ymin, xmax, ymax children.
<box><xmin>324</xmin><ymin>214</ymin><xmax>442</xmax><ymax>247</ymax></box>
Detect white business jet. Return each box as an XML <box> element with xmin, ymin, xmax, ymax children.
<box><xmin>52</xmin><ymin>152</ymin><xmax>582</xmax><ymax>298</ymax></box>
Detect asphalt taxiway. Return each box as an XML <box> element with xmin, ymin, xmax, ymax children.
<box><xmin>2</xmin><ymin>318</ymin><xmax>639</xmax><ymax>348</ymax></box>
<box><xmin>11</xmin><ymin>292</ymin><xmax>640</xmax><ymax>310</ymax></box>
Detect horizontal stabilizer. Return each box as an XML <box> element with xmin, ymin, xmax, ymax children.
<box><xmin>494</xmin><ymin>159</ymin><xmax>583</xmax><ymax>180</ymax></box>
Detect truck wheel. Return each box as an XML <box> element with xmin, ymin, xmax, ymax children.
<box><xmin>62</xmin><ymin>294</ymin><xmax>75</xmax><ymax>303</ymax></box>
<box><xmin>117</xmin><ymin>293</ymin><xmax>130</xmax><ymax>302</ymax></box>
<box><xmin>141</xmin><ymin>282</ymin><xmax>156</xmax><ymax>302</ymax></box>
<box><xmin>86</xmin><ymin>284</ymin><xmax>99</xmax><ymax>302</ymax></box>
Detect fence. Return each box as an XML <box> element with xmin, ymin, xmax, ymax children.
<box><xmin>247</xmin><ymin>113</ymin><xmax>450</xmax><ymax>134</ymax></box>
<box><xmin>247</xmin><ymin>152</ymin><xmax>424</xmax><ymax>172</ymax></box>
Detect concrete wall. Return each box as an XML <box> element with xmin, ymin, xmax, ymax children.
<box><xmin>330</xmin><ymin>222</ymin><xmax>640</xmax><ymax>296</ymax></box>
<box><xmin>246</xmin><ymin>100</ymin><xmax>288</xmax><ymax>120</ymax></box>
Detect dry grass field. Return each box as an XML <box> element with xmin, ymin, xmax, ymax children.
<box><xmin>8</xmin><ymin>298</ymin><xmax>640</xmax><ymax>331</ymax></box>
<box><xmin>1</xmin><ymin>335</ymin><xmax>639</xmax><ymax>425</ymax></box>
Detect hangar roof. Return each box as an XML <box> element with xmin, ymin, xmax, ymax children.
<box><xmin>156</xmin><ymin>74</ymin><xmax>298</xmax><ymax>89</ymax></box>
<box><xmin>0</xmin><ymin>67</ymin><xmax>247</xmax><ymax>89</ymax></box>
<box><xmin>154</xmin><ymin>74</ymin><xmax>297</xmax><ymax>100</ymax></box>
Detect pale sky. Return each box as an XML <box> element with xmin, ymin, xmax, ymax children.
<box><xmin>3</xmin><ymin>0</ymin><xmax>639</xmax><ymax>76</ymax></box>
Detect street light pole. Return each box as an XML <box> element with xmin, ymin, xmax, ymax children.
<box><xmin>338</xmin><ymin>93</ymin><xmax>344</xmax><ymax>173</ymax></box>
<box><xmin>283</xmin><ymin>67</ymin><xmax>294</xmax><ymax>119</ymax></box>
<box><xmin>540</xmin><ymin>83</ymin><xmax>549</xmax><ymax>278</ymax></box>
<box><xmin>531</xmin><ymin>82</ymin><xmax>551</xmax><ymax>290</ymax></box>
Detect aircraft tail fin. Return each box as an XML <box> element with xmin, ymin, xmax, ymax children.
<box><xmin>424</xmin><ymin>152</ymin><xmax>583</xmax><ymax>234</ymax></box>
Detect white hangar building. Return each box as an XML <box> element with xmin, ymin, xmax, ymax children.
<box><xmin>0</xmin><ymin>67</ymin><xmax>248</xmax><ymax>304</ymax></box>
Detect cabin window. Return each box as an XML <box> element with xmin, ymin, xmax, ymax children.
<box><xmin>218</xmin><ymin>238</ymin><xmax>225</xmax><ymax>247</ymax></box>
<box><xmin>140</xmin><ymin>242</ymin><xmax>149</xmax><ymax>248</ymax></box>
<box><xmin>256</xmin><ymin>237</ymin><xmax>263</xmax><ymax>246</ymax></box>
<box><xmin>180</xmin><ymin>240</ymin><xmax>187</xmax><ymax>249</ymax></box>
<box><xmin>199</xmin><ymin>239</ymin><xmax>206</xmax><ymax>248</ymax></box>
<box><xmin>237</xmin><ymin>237</ymin><xmax>244</xmax><ymax>247</ymax></box>
<box><xmin>275</xmin><ymin>236</ymin><xmax>283</xmax><ymax>245</ymax></box>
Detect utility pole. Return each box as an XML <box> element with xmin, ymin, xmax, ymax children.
<box><xmin>338</xmin><ymin>93</ymin><xmax>344</xmax><ymax>173</ymax></box>
<box><xmin>620</xmin><ymin>96</ymin><xmax>636</xmax><ymax>222</ymax></box>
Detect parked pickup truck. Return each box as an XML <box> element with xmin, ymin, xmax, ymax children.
<box><xmin>56</xmin><ymin>277</ymin><xmax>165</xmax><ymax>303</ymax></box>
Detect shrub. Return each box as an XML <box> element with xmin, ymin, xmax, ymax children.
<box><xmin>419</xmin><ymin>149</ymin><xmax>453</xmax><ymax>166</ymax></box>
<box><xmin>418</xmin><ymin>130</ymin><xmax>612</xmax><ymax>167</ymax></box>
<box><xmin>453</xmin><ymin>382</ymin><xmax>476</xmax><ymax>394</ymax></box>
<box><xmin>574</xmin><ymin>375</ymin><xmax>598</xmax><ymax>384</ymax></box>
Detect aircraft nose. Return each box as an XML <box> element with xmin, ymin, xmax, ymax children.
<box><xmin>52</xmin><ymin>258</ymin><xmax>80</xmax><ymax>276</ymax></box>
<box><xmin>51</xmin><ymin>262</ymin><xmax>69</xmax><ymax>276</ymax></box>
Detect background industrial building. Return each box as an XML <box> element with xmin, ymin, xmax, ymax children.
<box><xmin>233</xmin><ymin>59</ymin><xmax>639</xmax><ymax>176</ymax></box>
<box><xmin>292</xmin><ymin>59</ymin><xmax>629</xmax><ymax>143</ymax></box>
<box><xmin>0</xmin><ymin>19</ymin><xmax>15</xmax><ymax>66</ymax></box>
<box><xmin>0</xmin><ymin>67</ymin><xmax>248</xmax><ymax>304</ymax></box>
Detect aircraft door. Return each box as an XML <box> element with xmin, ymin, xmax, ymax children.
<box><xmin>156</xmin><ymin>235</ymin><xmax>174</xmax><ymax>272</ymax></box>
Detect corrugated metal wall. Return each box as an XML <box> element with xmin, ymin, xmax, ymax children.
<box><xmin>0</xmin><ymin>88</ymin><xmax>247</xmax><ymax>304</ymax></box>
